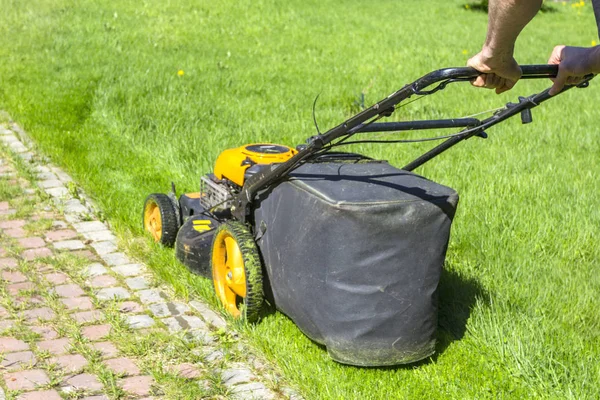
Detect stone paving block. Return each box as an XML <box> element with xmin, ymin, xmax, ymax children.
<box><xmin>34</xmin><ymin>165</ymin><xmax>50</xmax><ymax>173</ymax></box>
<box><xmin>37</xmin><ymin>171</ymin><xmax>57</xmax><ymax>180</ymax></box>
<box><xmin>64</xmin><ymin>213</ymin><xmax>83</xmax><ymax>224</ymax></box>
<box><xmin>119</xmin><ymin>301</ymin><xmax>143</xmax><ymax>313</ymax></box>
<box><xmin>82</xmin><ymin>324</ymin><xmax>111</xmax><ymax>341</ymax></box>
<box><xmin>23</xmin><ymin>307</ymin><xmax>55</xmax><ymax>323</ymax></box>
<box><xmin>112</xmin><ymin>263</ymin><xmax>144</xmax><ymax>277</ymax></box>
<box><xmin>30</xmin><ymin>326</ymin><xmax>58</xmax><ymax>340</ymax></box>
<box><xmin>53</xmin><ymin>240</ymin><xmax>86</xmax><ymax>250</ymax></box>
<box><xmin>17</xmin><ymin>237</ymin><xmax>45</xmax><ymax>249</ymax></box>
<box><xmin>172</xmin><ymin>362</ymin><xmax>202</xmax><ymax>379</ymax></box>
<box><xmin>4</xmin><ymin>369</ymin><xmax>50</xmax><ymax>390</ymax></box>
<box><xmin>21</xmin><ymin>247</ymin><xmax>52</xmax><ymax>260</ymax></box>
<box><xmin>0</xmin><ymin>305</ymin><xmax>8</xmax><ymax>318</ymax></box>
<box><xmin>103</xmin><ymin>357</ymin><xmax>140</xmax><ymax>376</ymax></box>
<box><xmin>82</xmin><ymin>230</ymin><xmax>116</xmax><ymax>242</ymax></box>
<box><xmin>63</xmin><ymin>373</ymin><xmax>103</xmax><ymax>392</ymax></box>
<box><xmin>96</xmin><ymin>287</ymin><xmax>131</xmax><ymax>301</ymax></box>
<box><xmin>53</xmin><ymin>283</ymin><xmax>85</xmax><ymax>298</ymax></box>
<box><xmin>162</xmin><ymin>315</ymin><xmax>207</xmax><ymax>333</ymax></box>
<box><xmin>0</xmin><ymin>320</ymin><xmax>16</xmax><ymax>332</ymax></box>
<box><xmin>61</xmin><ymin>296</ymin><xmax>94</xmax><ymax>311</ymax></box>
<box><xmin>80</xmin><ymin>396</ymin><xmax>109</xmax><ymax>400</ymax></box>
<box><xmin>125</xmin><ymin>276</ymin><xmax>150</xmax><ymax>290</ymax></box>
<box><xmin>0</xmin><ymin>208</ymin><xmax>16</xmax><ymax>216</ymax></box>
<box><xmin>71</xmin><ymin>249</ymin><xmax>97</xmax><ymax>260</ymax></box>
<box><xmin>4</xmin><ymin>227</ymin><xmax>26</xmax><ymax>238</ymax></box>
<box><xmin>148</xmin><ymin>302</ymin><xmax>190</xmax><ymax>318</ymax></box>
<box><xmin>38</xmin><ymin>179</ymin><xmax>63</xmax><ymax>189</ymax></box>
<box><xmin>72</xmin><ymin>221</ymin><xmax>107</xmax><ymax>233</ymax></box>
<box><xmin>84</xmin><ymin>263</ymin><xmax>108</xmax><ymax>277</ymax></box>
<box><xmin>17</xmin><ymin>389</ymin><xmax>63</xmax><ymax>400</ymax></box>
<box><xmin>19</xmin><ymin>152</ymin><xmax>34</xmax><ymax>161</ymax></box>
<box><xmin>221</xmin><ymin>368</ymin><xmax>255</xmax><ymax>386</ymax></box>
<box><xmin>205</xmin><ymin>349</ymin><xmax>224</xmax><ymax>363</ymax></box>
<box><xmin>231</xmin><ymin>382</ymin><xmax>276</xmax><ymax>399</ymax></box>
<box><xmin>88</xmin><ymin>274</ymin><xmax>118</xmax><ymax>288</ymax></box>
<box><xmin>38</xmin><ymin>338</ymin><xmax>70</xmax><ymax>355</ymax></box>
<box><xmin>50</xmin><ymin>354</ymin><xmax>88</xmax><ymax>373</ymax></box>
<box><xmin>9</xmin><ymin>141</ymin><xmax>27</xmax><ymax>153</ymax></box>
<box><xmin>90</xmin><ymin>341</ymin><xmax>118</xmax><ymax>358</ymax></box>
<box><xmin>0</xmin><ymin>257</ymin><xmax>18</xmax><ymax>268</ymax></box>
<box><xmin>0</xmin><ymin>135</ymin><xmax>17</xmax><ymax>144</ymax></box>
<box><xmin>0</xmin><ymin>337</ymin><xmax>29</xmax><ymax>352</ymax></box>
<box><xmin>101</xmin><ymin>252</ymin><xmax>130</xmax><ymax>266</ymax></box>
<box><xmin>15</xmin><ymin>295</ymin><xmax>44</xmax><ymax>308</ymax></box>
<box><xmin>52</xmin><ymin>220</ymin><xmax>68</xmax><ymax>229</ymax></box>
<box><xmin>1</xmin><ymin>270</ymin><xmax>27</xmax><ymax>283</ymax></box>
<box><xmin>7</xmin><ymin>281</ymin><xmax>35</xmax><ymax>295</ymax></box>
<box><xmin>126</xmin><ymin>315</ymin><xmax>155</xmax><ymax>329</ymax></box>
<box><xmin>137</xmin><ymin>289</ymin><xmax>166</xmax><ymax>304</ymax></box>
<box><xmin>64</xmin><ymin>200</ymin><xmax>89</xmax><ymax>214</ymax></box>
<box><xmin>44</xmin><ymin>271</ymin><xmax>70</xmax><ymax>285</ymax></box>
<box><xmin>45</xmin><ymin>229</ymin><xmax>77</xmax><ymax>241</ymax></box>
<box><xmin>73</xmin><ymin>310</ymin><xmax>104</xmax><ymax>324</ymax></box>
<box><xmin>51</xmin><ymin>167</ymin><xmax>73</xmax><ymax>183</ymax></box>
<box><xmin>120</xmin><ymin>375</ymin><xmax>154</xmax><ymax>397</ymax></box>
<box><xmin>45</xmin><ymin>186</ymin><xmax>69</xmax><ymax>198</ymax></box>
<box><xmin>91</xmin><ymin>241</ymin><xmax>117</xmax><ymax>255</ymax></box>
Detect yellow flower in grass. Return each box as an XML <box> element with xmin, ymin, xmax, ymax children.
<box><xmin>462</xmin><ymin>49</ymin><xmax>468</xmax><ymax>55</ymax></box>
<box><xmin>177</xmin><ymin>69</ymin><xmax>185</xmax><ymax>77</ymax></box>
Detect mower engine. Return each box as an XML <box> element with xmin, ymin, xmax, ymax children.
<box><xmin>167</xmin><ymin>144</ymin><xmax>297</xmax><ymax>277</ymax></box>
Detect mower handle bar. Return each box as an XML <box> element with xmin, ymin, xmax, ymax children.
<box><xmin>231</xmin><ymin>64</ymin><xmax>583</xmax><ymax>222</ymax></box>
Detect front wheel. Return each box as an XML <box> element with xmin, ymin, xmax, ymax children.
<box><xmin>211</xmin><ymin>221</ymin><xmax>263</xmax><ymax>322</ymax></box>
<box><xmin>143</xmin><ymin>193</ymin><xmax>179</xmax><ymax>247</ymax></box>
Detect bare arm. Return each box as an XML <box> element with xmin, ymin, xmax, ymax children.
<box><xmin>468</xmin><ymin>0</ymin><xmax>543</xmax><ymax>93</ymax></box>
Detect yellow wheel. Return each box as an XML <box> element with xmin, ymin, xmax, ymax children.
<box><xmin>211</xmin><ymin>221</ymin><xmax>263</xmax><ymax>322</ymax></box>
<box><xmin>143</xmin><ymin>193</ymin><xmax>179</xmax><ymax>247</ymax></box>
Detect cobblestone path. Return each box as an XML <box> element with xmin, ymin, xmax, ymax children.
<box><xmin>0</xmin><ymin>122</ymin><xmax>299</xmax><ymax>399</ymax></box>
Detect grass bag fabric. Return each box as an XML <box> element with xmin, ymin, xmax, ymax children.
<box><xmin>253</xmin><ymin>160</ymin><xmax>459</xmax><ymax>366</ymax></box>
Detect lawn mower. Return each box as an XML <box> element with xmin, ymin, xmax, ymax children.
<box><xmin>142</xmin><ymin>65</ymin><xmax>593</xmax><ymax>366</ymax></box>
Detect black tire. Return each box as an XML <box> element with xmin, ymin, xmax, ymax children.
<box><xmin>211</xmin><ymin>221</ymin><xmax>264</xmax><ymax>323</ymax></box>
<box><xmin>143</xmin><ymin>193</ymin><xmax>179</xmax><ymax>247</ymax></box>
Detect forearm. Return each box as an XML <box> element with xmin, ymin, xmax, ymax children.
<box><xmin>593</xmin><ymin>0</ymin><xmax>600</xmax><ymax>38</ymax></box>
<box><xmin>483</xmin><ymin>0</ymin><xmax>543</xmax><ymax>56</ymax></box>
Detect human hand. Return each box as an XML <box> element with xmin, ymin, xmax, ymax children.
<box><xmin>548</xmin><ymin>45</ymin><xmax>600</xmax><ymax>95</ymax></box>
<box><xmin>467</xmin><ymin>49</ymin><xmax>522</xmax><ymax>94</ymax></box>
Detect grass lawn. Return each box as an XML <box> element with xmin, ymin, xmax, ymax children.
<box><xmin>1</xmin><ymin>0</ymin><xmax>599</xmax><ymax>398</ymax></box>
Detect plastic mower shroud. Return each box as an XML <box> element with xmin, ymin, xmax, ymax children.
<box><xmin>142</xmin><ymin>65</ymin><xmax>593</xmax><ymax>366</ymax></box>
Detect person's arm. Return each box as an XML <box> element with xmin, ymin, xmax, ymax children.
<box><xmin>592</xmin><ymin>0</ymin><xmax>600</xmax><ymax>37</ymax></box>
<box><xmin>468</xmin><ymin>0</ymin><xmax>543</xmax><ymax>93</ymax></box>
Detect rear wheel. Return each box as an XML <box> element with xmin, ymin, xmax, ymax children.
<box><xmin>143</xmin><ymin>193</ymin><xmax>179</xmax><ymax>247</ymax></box>
<box><xmin>211</xmin><ymin>221</ymin><xmax>263</xmax><ymax>322</ymax></box>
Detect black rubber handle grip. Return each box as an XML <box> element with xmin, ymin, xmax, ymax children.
<box><xmin>452</xmin><ymin>64</ymin><xmax>559</xmax><ymax>79</ymax></box>
<box><xmin>411</xmin><ymin>65</ymin><xmax>559</xmax><ymax>92</ymax></box>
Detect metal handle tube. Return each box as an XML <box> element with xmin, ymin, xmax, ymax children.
<box><xmin>401</xmin><ymin>83</ymin><xmax>577</xmax><ymax>171</ymax></box>
<box><xmin>352</xmin><ymin>118</ymin><xmax>482</xmax><ymax>133</ymax></box>
<box><xmin>233</xmin><ymin>65</ymin><xmax>564</xmax><ymax>221</ymax></box>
